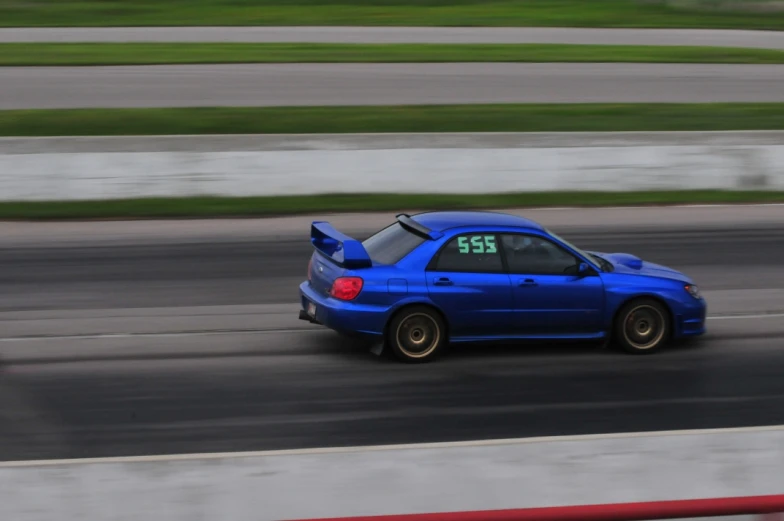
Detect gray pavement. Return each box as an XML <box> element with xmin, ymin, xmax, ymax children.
<box><xmin>2</xmin><ymin>27</ymin><xmax>784</xmax><ymax>48</ymax></box>
<box><xmin>2</xmin><ymin>62</ymin><xmax>784</xmax><ymax>109</ymax></box>
<box><xmin>1</xmin><ymin>208</ymin><xmax>784</xmax><ymax>461</ymax></box>
<box><xmin>0</xmin><ymin>224</ymin><xmax>780</xmax><ymax>311</ymax></box>
<box><xmin>1</xmin><ymin>205</ymin><xmax>781</xmax><ymax>247</ymax></box>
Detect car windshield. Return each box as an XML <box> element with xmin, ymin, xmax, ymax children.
<box><xmin>546</xmin><ymin>229</ymin><xmax>613</xmax><ymax>272</ymax></box>
<box><xmin>362</xmin><ymin>222</ymin><xmax>425</xmax><ymax>265</ymax></box>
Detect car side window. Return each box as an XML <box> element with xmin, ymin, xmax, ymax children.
<box><xmin>431</xmin><ymin>233</ymin><xmax>504</xmax><ymax>273</ymax></box>
<box><xmin>500</xmin><ymin>234</ymin><xmax>580</xmax><ymax>275</ymax></box>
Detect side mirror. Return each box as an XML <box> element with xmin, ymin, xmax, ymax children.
<box><xmin>565</xmin><ymin>262</ymin><xmax>593</xmax><ymax>277</ymax></box>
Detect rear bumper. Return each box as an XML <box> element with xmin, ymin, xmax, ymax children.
<box><xmin>298</xmin><ymin>280</ymin><xmax>387</xmax><ymax>337</ymax></box>
<box><xmin>299</xmin><ymin>309</ymin><xmax>321</xmax><ymax>325</ymax></box>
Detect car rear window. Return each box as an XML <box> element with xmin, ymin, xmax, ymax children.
<box><xmin>362</xmin><ymin>222</ymin><xmax>425</xmax><ymax>265</ymax></box>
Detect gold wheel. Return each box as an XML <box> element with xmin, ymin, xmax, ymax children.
<box><xmin>387</xmin><ymin>306</ymin><xmax>447</xmax><ymax>363</ymax></box>
<box><xmin>395</xmin><ymin>313</ymin><xmax>441</xmax><ymax>359</ymax></box>
<box><xmin>615</xmin><ymin>299</ymin><xmax>670</xmax><ymax>354</ymax></box>
<box><xmin>622</xmin><ymin>304</ymin><xmax>666</xmax><ymax>350</ymax></box>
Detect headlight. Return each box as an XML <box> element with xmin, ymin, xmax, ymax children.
<box><xmin>685</xmin><ymin>284</ymin><xmax>701</xmax><ymax>299</ymax></box>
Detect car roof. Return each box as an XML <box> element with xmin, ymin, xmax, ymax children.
<box><xmin>410</xmin><ymin>210</ymin><xmax>545</xmax><ymax>233</ymax></box>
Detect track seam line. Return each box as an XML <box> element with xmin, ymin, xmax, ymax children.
<box><xmin>0</xmin><ymin>312</ymin><xmax>778</xmax><ymax>342</ymax></box>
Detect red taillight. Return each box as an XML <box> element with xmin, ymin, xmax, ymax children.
<box><xmin>330</xmin><ymin>276</ymin><xmax>363</xmax><ymax>301</ymax></box>
<box><xmin>307</xmin><ymin>258</ymin><xmax>312</xmax><ymax>281</ymax></box>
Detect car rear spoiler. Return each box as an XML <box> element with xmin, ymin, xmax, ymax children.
<box><xmin>310</xmin><ymin>221</ymin><xmax>372</xmax><ymax>269</ymax></box>
<box><xmin>396</xmin><ymin>213</ymin><xmax>443</xmax><ymax>240</ymax></box>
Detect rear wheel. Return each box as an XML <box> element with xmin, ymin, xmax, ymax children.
<box><xmin>386</xmin><ymin>306</ymin><xmax>447</xmax><ymax>363</ymax></box>
<box><xmin>614</xmin><ymin>298</ymin><xmax>670</xmax><ymax>354</ymax></box>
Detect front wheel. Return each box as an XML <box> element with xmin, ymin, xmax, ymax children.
<box><xmin>386</xmin><ymin>306</ymin><xmax>447</xmax><ymax>363</ymax></box>
<box><xmin>614</xmin><ymin>298</ymin><xmax>671</xmax><ymax>354</ymax></box>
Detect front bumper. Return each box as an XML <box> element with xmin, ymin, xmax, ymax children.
<box><xmin>675</xmin><ymin>297</ymin><xmax>707</xmax><ymax>338</ymax></box>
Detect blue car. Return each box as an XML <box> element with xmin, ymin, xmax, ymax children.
<box><xmin>298</xmin><ymin>211</ymin><xmax>706</xmax><ymax>363</ymax></box>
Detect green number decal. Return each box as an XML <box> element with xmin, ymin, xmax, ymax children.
<box><xmin>457</xmin><ymin>235</ymin><xmax>497</xmax><ymax>254</ymax></box>
<box><xmin>470</xmin><ymin>236</ymin><xmax>485</xmax><ymax>253</ymax></box>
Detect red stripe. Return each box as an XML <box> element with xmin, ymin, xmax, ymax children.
<box><xmin>286</xmin><ymin>494</ymin><xmax>784</xmax><ymax>521</ymax></box>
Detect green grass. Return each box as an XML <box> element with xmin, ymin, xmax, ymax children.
<box><xmin>2</xmin><ymin>0</ymin><xmax>784</xmax><ymax>29</ymax></box>
<box><xmin>2</xmin><ymin>191</ymin><xmax>783</xmax><ymax>220</ymax></box>
<box><xmin>3</xmin><ymin>103</ymin><xmax>784</xmax><ymax>137</ymax></box>
<box><xmin>5</xmin><ymin>43</ymin><xmax>784</xmax><ymax>66</ymax></box>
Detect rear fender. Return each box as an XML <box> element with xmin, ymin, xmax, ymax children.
<box><xmin>383</xmin><ymin>298</ymin><xmax>451</xmax><ymax>338</ymax></box>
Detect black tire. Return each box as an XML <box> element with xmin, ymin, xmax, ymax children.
<box><xmin>614</xmin><ymin>298</ymin><xmax>671</xmax><ymax>354</ymax></box>
<box><xmin>386</xmin><ymin>305</ymin><xmax>447</xmax><ymax>363</ymax></box>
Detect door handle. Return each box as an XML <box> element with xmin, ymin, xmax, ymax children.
<box><xmin>518</xmin><ymin>278</ymin><xmax>537</xmax><ymax>286</ymax></box>
<box><xmin>433</xmin><ymin>277</ymin><xmax>454</xmax><ymax>286</ymax></box>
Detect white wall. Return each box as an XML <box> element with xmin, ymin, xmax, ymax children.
<box><xmin>1</xmin><ymin>131</ymin><xmax>783</xmax><ymax>201</ymax></box>
<box><xmin>1</xmin><ymin>426</ymin><xmax>782</xmax><ymax>521</ymax></box>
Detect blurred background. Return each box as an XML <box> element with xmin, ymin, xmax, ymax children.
<box><xmin>0</xmin><ymin>1</ymin><xmax>783</xmax><ymax>520</ymax></box>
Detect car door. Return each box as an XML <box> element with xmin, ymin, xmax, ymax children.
<box><xmin>426</xmin><ymin>232</ymin><xmax>514</xmax><ymax>338</ymax></box>
<box><xmin>500</xmin><ymin>233</ymin><xmax>604</xmax><ymax>336</ymax></box>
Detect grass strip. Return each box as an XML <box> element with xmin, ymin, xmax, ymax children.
<box><xmin>3</xmin><ymin>104</ymin><xmax>784</xmax><ymax>136</ymax></box>
<box><xmin>3</xmin><ymin>0</ymin><xmax>784</xmax><ymax>30</ymax></box>
<box><xmin>1</xmin><ymin>191</ymin><xmax>782</xmax><ymax>220</ymax></box>
<box><xmin>5</xmin><ymin>43</ymin><xmax>784</xmax><ymax>66</ymax></box>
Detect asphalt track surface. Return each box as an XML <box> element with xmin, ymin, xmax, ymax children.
<box><xmin>2</xmin><ymin>27</ymin><xmax>784</xmax><ymax>48</ymax></box>
<box><xmin>3</xmin><ymin>63</ymin><xmax>784</xmax><ymax>109</ymax></box>
<box><xmin>1</xmin><ymin>206</ymin><xmax>784</xmax><ymax>462</ymax></box>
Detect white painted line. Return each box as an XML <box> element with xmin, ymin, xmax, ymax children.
<box><xmin>2</xmin><ymin>423</ymin><xmax>784</xmax><ymax>469</ymax></box>
<box><xmin>0</xmin><ymin>327</ymin><xmax>317</xmax><ymax>342</ymax></box>
<box><xmin>708</xmin><ymin>313</ymin><xmax>784</xmax><ymax>320</ymax></box>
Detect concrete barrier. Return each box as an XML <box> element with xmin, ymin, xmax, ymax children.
<box><xmin>1</xmin><ymin>131</ymin><xmax>784</xmax><ymax>201</ymax></box>
<box><xmin>1</xmin><ymin>426</ymin><xmax>783</xmax><ymax>521</ymax></box>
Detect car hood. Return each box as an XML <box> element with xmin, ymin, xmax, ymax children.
<box><xmin>588</xmin><ymin>251</ymin><xmax>694</xmax><ymax>284</ymax></box>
